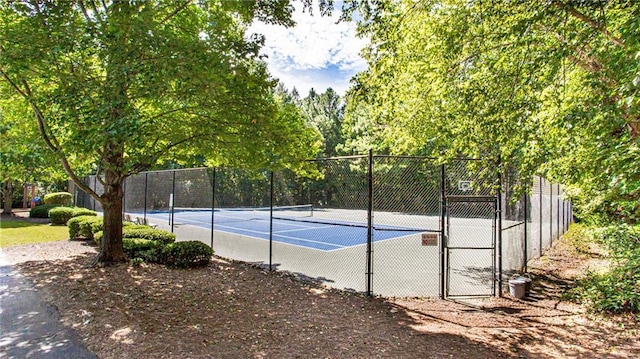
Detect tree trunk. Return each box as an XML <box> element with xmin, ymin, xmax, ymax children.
<box><xmin>2</xmin><ymin>180</ymin><xmax>12</xmax><ymax>214</ymax></box>
<box><xmin>95</xmin><ymin>169</ymin><xmax>127</xmax><ymax>263</ymax></box>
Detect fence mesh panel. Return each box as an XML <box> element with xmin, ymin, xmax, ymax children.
<box><xmin>82</xmin><ymin>154</ymin><xmax>574</xmax><ymax>298</ymax></box>
<box><xmin>372</xmin><ymin>156</ymin><xmax>441</xmax><ymax>297</ymax></box>
<box><xmin>540</xmin><ymin>177</ymin><xmax>552</xmax><ymax>254</ymax></box>
<box><xmin>211</xmin><ymin>168</ymin><xmax>271</xmax><ymax>265</ymax></box>
<box><xmin>528</xmin><ymin>176</ymin><xmax>542</xmax><ymax>261</ymax></box>
<box><xmin>172</xmin><ymin>168</ymin><xmax>214</xmax><ymax>245</ymax></box>
<box><xmin>501</xmin><ymin>168</ymin><xmax>526</xmax><ymax>274</ymax></box>
<box><xmin>123</xmin><ymin>173</ymin><xmax>146</xmax><ymax>219</ymax></box>
<box><xmin>272</xmin><ymin>157</ymin><xmax>369</xmax><ymax>292</ymax></box>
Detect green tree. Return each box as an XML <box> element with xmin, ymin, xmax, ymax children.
<box><xmin>0</xmin><ymin>84</ymin><xmax>68</xmax><ymax>213</ymax></box>
<box><xmin>0</xmin><ymin>1</ymin><xmax>318</xmax><ymax>262</ymax></box>
<box><xmin>300</xmin><ymin>88</ymin><xmax>345</xmax><ymax>157</ymax></box>
<box><xmin>346</xmin><ymin>0</ymin><xmax>639</xmax><ymax>209</ymax></box>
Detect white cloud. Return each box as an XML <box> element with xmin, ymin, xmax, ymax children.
<box><xmin>248</xmin><ymin>2</ymin><xmax>367</xmax><ymax>95</ymax></box>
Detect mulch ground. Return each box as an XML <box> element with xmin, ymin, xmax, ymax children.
<box><xmin>5</xmin><ymin>211</ymin><xmax>639</xmax><ymax>358</ymax></box>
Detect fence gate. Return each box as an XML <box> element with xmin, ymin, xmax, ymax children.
<box><xmin>445</xmin><ymin>195</ymin><xmax>497</xmax><ymax>297</ymax></box>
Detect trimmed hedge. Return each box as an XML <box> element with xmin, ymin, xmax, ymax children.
<box><xmin>72</xmin><ymin>208</ymin><xmax>97</xmax><ymax>217</ymax></box>
<box><xmin>163</xmin><ymin>241</ymin><xmax>213</xmax><ymax>268</ymax></box>
<box><xmin>67</xmin><ymin>216</ymin><xmax>96</xmax><ymax>239</ymax></box>
<box><xmin>79</xmin><ymin>216</ymin><xmax>103</xmax><ymax>241</ymax></box>
<box><xmin>29</xmin><ymin>204</ymin><xmax>61</xmax><ymax>218</ymax></box>
<box><xmin>93</xmin><ymin>224</ymin><xmax>151</xmax><ymax>245</ymax></box>
<box><xmin>49</xmin><ymin>207</ymin><xmax>75</xmax><ymax>225</ymax></box>
<box><xmin>123</xmin><ymin>238</ymin><xmax>163</xmax><ymax>261</ymax></box>
<box><xmin>44</xmin><ymin>192</ymin><xmax>73</xmax><ymax>206</ymax></box>
<box><xmin>96</xmin><ymin>227</ymin><xmax>175</xmax><ymax>246</ymax></box>
<box><xmin>122</xmin><ymin>228</ymin><xmax>176</xmax><ymax>245</ymax></box>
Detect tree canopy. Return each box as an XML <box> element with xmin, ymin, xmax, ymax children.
<box><xmin>346</xmin><ymin>0</ymin><xmax>639</xmax><ymax>218</ymax></box>
<box><xmin>0</xmin><ymin>0</ymin><xmax>320</xmax><ymax>261</ymax></box>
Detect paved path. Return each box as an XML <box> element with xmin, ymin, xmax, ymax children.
<box><xmin>0</xmin><ymin>263</ymin><xmax>96</xmax><ymax>359</ymax></box>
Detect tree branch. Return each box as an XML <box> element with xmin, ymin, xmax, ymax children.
<box><xmin>0</xmin><ymin>68</ymin><xmax>29</xmax><ymax>98</ymax></box>
<box><xmin>77</xmin><ymin>0</ymin><xmax>93</xmax><ymax>25</ymax></box>
<box><xmin>554</xmin><ymin>1</ymin><xmax>625</xmax><ymax>48</ymax></box>
<box><xmin>2</xmin><ymin>71</ymin><xmax>101</xmax><ymax>201</ymax></box>
<box><xmin>125</xmin><ymin>133</ymin><xmax>208</xmax><ymax>176</ymax></box>
<box><xmin>160</xmin><ymin>0</ymin><xmax>193</xmax><ymax>24</ymax></box>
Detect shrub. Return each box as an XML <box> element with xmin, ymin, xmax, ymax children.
<box><xmin>72</xmin><ymin>208</ymin><xmax>97</xmax><ymax>217</ymax></box>
<box><xmin>29</xmin><ymin>204</ymin><xmax>61</xmax><ymax>218</ymax></box>
<box><xmin>570</xmin><ymin>224</ymin><xmax>640</xmax><ymax>313</ymax></box>
<box><xmin>123</xmin><ymin>238</ymin><xmax>163</xmax><ymax>260</ymax></box>
<box><xmin>68</xmin><ymin>216</ymin><xmax>90</xmax><ymax>239</ymax></box>
<box><xmin>67</xmin><ymin>215</ymin><xmax>102</xmax><ymax>240</ymax></box>
<box><xmin>562</xmin><ymin>224</ymin><xmax>593</xmax><ymax>254</ymax></box>
<box><xmin>43</xmin><ymin>192</ymin><xmax>73</xmax><ymax>206</ymax></box>
<box><xmin>574</xmin><ymin>261</ymin><xmax>640</xmax><ymax>313</ymax></box>
<box><xmin>49</xmin><ymin>207</ymin><xmax>75</xmax><ymax>225</ymax></box>
<box><xmin>164</xmin><ymin>241</ymin><xmax>213</xmax><ymax>268</ymax></box>
<box><xmin>590</xmin><ymin>224</ymin><xmax>640</xmax><ymax>262</ymax></box>
<box><xmin>122</xmin><ymin>228</ymin><xmax>175</xmax><ymax>245</ymax></box>
<box><xmin>94</xmin><ymin>224</ymin><xmax>162</xmax><ymax>245</ymax></box>
<box><xmin>79</xmin><ymin>216</ymin><xmax>103</xmax><ymax>241</ymax></box>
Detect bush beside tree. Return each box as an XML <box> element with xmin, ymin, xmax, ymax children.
<box><xmin>162</xmin><ymin>241</ymin><xmax>213</xmax><ymax>268</ymax></box>
<box><xmin>49</xmin><ymin>207</ymin><xmax>97</xmax><ymax>225</ymax></box>
<box><xmin>29</xmin><ymin>204</ymin><xmax>61</xmax><ymax>218</ymax></box>
<box><xmin>43</xmin><ymin>192</ymin><xmax>73</xmax><ymax>206</ymax></box>
<box><xmin>66</xmin><ymin>216</ymin><xmax>212</xmax><ymax>268</ymax></box>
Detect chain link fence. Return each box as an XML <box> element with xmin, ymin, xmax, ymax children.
<box><xmin>75</xmin><ymin>153</ymin><xmax>572</xmax><ymax>298</ymax></box>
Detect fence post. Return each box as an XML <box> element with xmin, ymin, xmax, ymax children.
<box><xmin>210</xmin><ymin>168</ymin><xmax>216</xmax><ymax>249</ymax></box>
<box><xmin>562</xmin><ymin>193</ymin><xmax>567</xmax><ymax>234</ymax></box>
<box><xmin>549</xmin><ymin>182</ymin><xmax>553</xmax><ymax>248</ymax></box>
<box><xmin>366</xmin><ymin>149</ymin><xmax>374</xmax><ymax>296</ymax></box>
<box><xmin>143</xmin><ymin>173</ymin><xmax>148</xmax><ymax>222</ymax></box>
<box><xmin>170</xmin><ymin>170</ymin><xmax>176</xmax><ymax>233</ymax></box>
<box><xmin>92</xmin><ymin>176</ymin><xmax>97</xmax><ymax>211</ymax></box>
<box><xmin>557</xmin><ymin>184</ymin><xmax>560</xmax><ymax>241</ymax></box>
<box><xmin>269</xmin><ymin>171</ymin><xmax>274</xmax><ymax>272</ymax></box>
<box><xmin>497</xmin><ymin>161</ymin><xmax>503</xmax><ymax>298</ymax></box>
<box><xmin>539</xmin><ymin>177</ymin><xmax>542</xmax><ymax>256</ymax></box>
<box><xmin>122</xmin><ymin>179</ymin><xmax>126</xmax><ymax>219</ymax></box>
<box><xmin>523</xmin><ymin>190</ymin><xmax>528</xmax><ymax>273</ymax></box>
<box><xmin>440</xmin><ymin>163</ymin><xmax>446</xmax><ymax>299</ymax></box>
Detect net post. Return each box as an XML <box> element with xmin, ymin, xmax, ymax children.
<box><xmin>439</xmin><ymin>163</ymin><xmax>446</xmax><ymax>300</ymax></box>
<box><xmin>366</xmin><ymin>149</ymin><xmax>373</xmax><ymax>296</ymax></box>
<box><xmin>269</xmin><ymin>171</ymin><xmax>274</xmax><ymax>272</ymax></box>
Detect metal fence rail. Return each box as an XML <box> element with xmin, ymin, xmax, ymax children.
<box><xmin>75</xmin><ymin>152</ymin><xmax>573</xmax><ymax>298</ymax></box>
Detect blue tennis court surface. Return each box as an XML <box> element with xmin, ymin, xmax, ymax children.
<box><xmin>146</xmin><ymin>209</ymin><xmax>430</xmax><ymax>251</ymax></box>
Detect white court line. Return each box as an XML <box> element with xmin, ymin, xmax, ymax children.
<box><xmin>170</xmin><ymin>217</ymin><xmax>347</xmax><ymax>249</ymax></box>
<box><xmin>152</xmin><ymin>214</ymin><xmax>440</xmax><ymax>252</ymax></box>
<box><xmin>275</xmin><ymin>225</ymin><xmax>336</xmax><ymax>233</ymax></box>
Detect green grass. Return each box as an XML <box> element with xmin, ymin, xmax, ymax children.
<box><xmin>0</xmin><ymin>219</ymin><xmax>70</xmax><ymax>247</ymax></box>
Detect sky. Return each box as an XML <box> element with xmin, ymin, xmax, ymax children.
<box><xmin>248</xmin><ymin>2</ymin><xmax>368</xmax><ymax>96</ymax></box>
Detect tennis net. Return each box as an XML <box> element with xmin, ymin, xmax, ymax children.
<box><xmin>169</xmin><ymin>204</ymin><xmax>314</xmax><ymax>225</ymax></box>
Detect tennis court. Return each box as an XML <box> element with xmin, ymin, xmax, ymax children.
<box><xmin>145</xmin><ymin>205</ymin><xmax>436</xmax><ymax>252</ymax></box>
<box><xmin>82</xmin><ymin>155</ymin><xmax>573</xmax><ymax>298</ymax></box>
